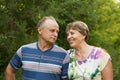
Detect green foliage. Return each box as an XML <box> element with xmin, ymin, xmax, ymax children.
<box><xmin>0</xmin><ymin>0</ymin><xmax>120</xmax><ymax>79</ymax></box>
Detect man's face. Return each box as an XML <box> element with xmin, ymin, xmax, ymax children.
<box><xmin>38</xmin><ymin>20</ymin><xmax>59</xmax><ymax>44</ymax></box>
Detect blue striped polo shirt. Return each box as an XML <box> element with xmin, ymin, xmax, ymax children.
<box><xmin>10</xmin><ymin>42</ymin><xmax>69</xmax><ymax>80</ymax></box>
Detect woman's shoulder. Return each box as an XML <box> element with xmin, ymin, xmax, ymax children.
<box><xmin>67</xmin><ymin>49</ymin><xmax>74</xmax><ymax>53</ymax></box>
<box><xmin>93</xmin><ymin>47</ymin><xmax>110</xmax><ymax>59</ymax></box>
<box><xmin>67</xmin><ymin>49</ymin><xmax>75</xmax><ymax>57</ymax></box>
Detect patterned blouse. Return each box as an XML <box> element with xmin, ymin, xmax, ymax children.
<box><xmin>68</xmin><ymin>47</ymin><xmax>111</xmax><ymax>80</ymax></box>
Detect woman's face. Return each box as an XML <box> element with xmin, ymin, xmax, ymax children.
<box><xmin>66</xmin><ymin>29</ymin><xmax>85</xmax><ymax>48</ymax></box>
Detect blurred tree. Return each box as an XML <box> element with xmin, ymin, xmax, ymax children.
<box><xmin>0</xmin><ymin>0</ymin><xmax>120</xmax><ymax>79</ymax></box>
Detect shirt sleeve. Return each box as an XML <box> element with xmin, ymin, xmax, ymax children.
<box><xmin>9</xmin><ymin>47</ymin><xmax>22</xmax><ymax>70</ymax></box>
<box><xmin>98</xmin><ymin>49</ymin><xmax>111</xmax><ymax>71</ymax></box>
<box><xmin>61</xmin><ymin>51</ymin><xmax>70</xmax><ymax>79</ymax></box>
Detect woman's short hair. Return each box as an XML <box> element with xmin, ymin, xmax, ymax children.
<box><xmin>66</xmin><ymin>21</ymin><xmax>89</xmax><ymax>41</ymax></box>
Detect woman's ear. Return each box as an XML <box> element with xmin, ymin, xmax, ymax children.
<box><xmin>82</xmin><ymin>34</ymin><xmax>86</xmax><ymax>40</ymax></box>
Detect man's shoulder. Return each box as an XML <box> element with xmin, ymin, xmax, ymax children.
<box><xmin>16</xmin><ymin>42</ymin><xmax>37</xmax><ymax>55</ymax></box>
<box><xmin>53</xmin><ymin>45</ymin><xmax>67</xmax><ymax>53</ymax></box>
<box><xmin>19</xmin><ymin>42</ymin><xmax>37</xmax><ymax>50</ymax></box>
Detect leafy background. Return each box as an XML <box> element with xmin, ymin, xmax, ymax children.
<box><xmin>0</xmin><ymin>0</ymin><xmax>120</xmax><ymax>79</ymax></box>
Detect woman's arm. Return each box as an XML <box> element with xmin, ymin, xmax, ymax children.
<box><xmin>101</xmin><ymin>59</ymin><xmax>113</xmax><ymax>80</ymax></box>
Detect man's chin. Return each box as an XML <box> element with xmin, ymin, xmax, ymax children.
<box><xmin>49</xmin><ymin>41</ymin><xmax>56</xmax><ymax>44</ymax></box>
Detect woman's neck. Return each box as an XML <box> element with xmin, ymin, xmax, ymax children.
<box><xmin>75</xmin><ymin>43</ymin><xmax>93</xmax><ymax>61</ymax></box>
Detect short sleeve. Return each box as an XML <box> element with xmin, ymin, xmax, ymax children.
<box><xmin>61</xmin><ymin>51</ymin><xmax>70</xmax><ymax>79</ymax></box>
<box><xmin>98</xmin><ymin>49</ymin><xmax>111</xmax><ymax>71</ymax></box>
<box><xmin>9</xmin><ymin>47</ymin><xmax>22</xmax><ymax>70</ymax></box>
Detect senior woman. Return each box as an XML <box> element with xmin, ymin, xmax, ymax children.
<box><xmin>66</xmin><ymin>21</ymin><xmax>113</xmax><ymax>80</ymax></box>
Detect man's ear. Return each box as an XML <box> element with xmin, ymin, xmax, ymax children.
<box><xmin>37</xmin><ymin>28</ymin><xmax>42</xmax><ymax>34</ymax></box>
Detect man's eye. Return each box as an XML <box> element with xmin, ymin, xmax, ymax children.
<box><xmin>50</xmin><ymin>30</ymin><xmax>54</xmax><ymax>32</ymax></box>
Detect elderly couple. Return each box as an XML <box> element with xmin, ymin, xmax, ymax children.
<box><xmin>5</xmin><ymin>16</ymin><xmax>113</xmax><ymax>80</ymax></box>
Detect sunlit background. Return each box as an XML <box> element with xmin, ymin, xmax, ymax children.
<box><xmin>115</xmin><ymin>0</ymin><xmax>120</xmax><ymax>3</ymax></box>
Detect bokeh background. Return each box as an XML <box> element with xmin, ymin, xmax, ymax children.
<box><xmin>0</xmin><ymin>0</ymin><xmax>120</xmax><ymax>79</ymax></box>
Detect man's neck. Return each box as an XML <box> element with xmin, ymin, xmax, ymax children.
<box><xmin>38</xmin><ymin>40</ymin><xmax>53</xmax><ymax>51</ymax></box>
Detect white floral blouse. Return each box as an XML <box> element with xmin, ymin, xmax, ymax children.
<box><xmin>68</xmin><ymin>47</ymin><xmax>111</xmax><ymax>80</ymax></box>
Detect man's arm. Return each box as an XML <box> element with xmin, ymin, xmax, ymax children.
<box><xmin>5</xmin><ymin>64</ymin><xmax>16</xmax><ymax>80</ymax></box>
